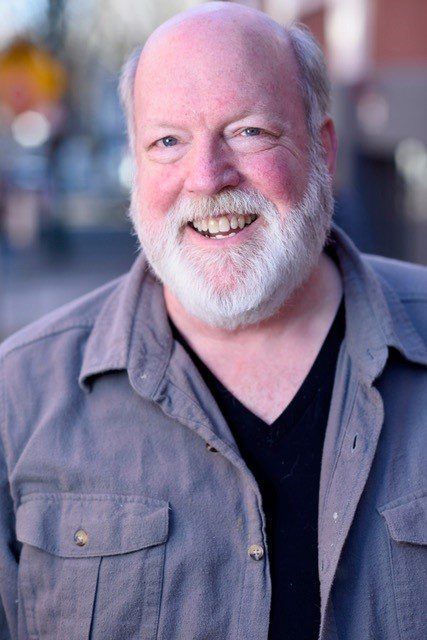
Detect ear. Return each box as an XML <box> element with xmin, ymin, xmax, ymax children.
<box><xmin>319</xmin><ymin>117</ymin><xmax>338</xmax><ymax>177</ymax></box>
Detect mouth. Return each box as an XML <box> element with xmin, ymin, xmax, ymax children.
<box><xmin>187</xmin><ymin>213</ymin><xmax>258</xmax><ymax>239</ymax></box>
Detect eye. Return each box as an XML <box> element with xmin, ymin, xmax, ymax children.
<box><xmin>241</xmin><ymin>127</ymin><xmax>262</xmax><ymax>137</ymax></box>
<box><xmin>158</xmin><ymin>136</ymin><xmax>178</xmax><ymax>147</ymax></box>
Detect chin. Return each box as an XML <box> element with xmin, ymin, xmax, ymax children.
<box><xmin>165</xmin><ymin>262</ymin><xmax>295</xmax><ymax>330</ymax></box>
<box><xmin>202</xmin><ymin>268</ymin><xmax>244</xmax><ymax>295</ymax></box>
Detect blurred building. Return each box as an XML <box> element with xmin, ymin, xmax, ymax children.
<box><xmin>266</xmin><ymin>0</ymin><xmax>427</xmax><ymax>262</ymax></box>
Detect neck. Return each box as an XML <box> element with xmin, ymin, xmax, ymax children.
<box><xmin>164</xmin><ymin>251</ymin><xmax>343</xmax><ymax>352</ymax></box>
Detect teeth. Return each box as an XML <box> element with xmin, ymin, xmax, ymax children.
<box><xmin>208</xmin><ymin>218</ymin><xmax>219</xmax><ymax>234</ymax></box>
<box><xmin>191</xmin><ymin>213</ymin><xmax>257</xmax><ymax>237</ymax></box>
<box><xmin>218</xmin><ymin>216</ymin><xmax>230</xmax><ymax>232</ymax></box>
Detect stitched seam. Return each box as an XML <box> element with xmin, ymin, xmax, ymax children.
<box><xmin>82</xmin><ymin>359</ymin><xmax>124</xmax><ymax>368</ymax></box>
<box><xmin>150</xmin><ymin>342</ymin><xmax>174</xmax><ymax>400</ymax></box>
<box><xmin>164</xmin><ymin>378</ymin><xmax>242</xmax><ymax>457</ymax></box>
<box><xmin>145</xmin><ymin>545</ymin><xmax>166</xmax><ymax>640</ymax></box>
<box><xmin>0</xmin><ymin>357</ymin><xmax>15</xmax><ymax>492</ymax></box>
<box><xmin>375</xmin><ymin>273</ymin><xmax>427</xmax><ymax>351</ymax></box>
<box><xmin>331</xmin><ymin>386</ymin><xmax>383</xmax><ymax>545</ymax></box>
<box><xmin>0</xmin><ymin>362</ymin><xmax>8</xmax><ymax>461</ymax></box>
<box><xmin>343</xmin><ymin>256</ymin><xmax>391</xmax><ymax>347</ymax></box>
<box><xmin>153</xmin><ymin>521</ymin><xmax>170</xmax><ymax>640</ymax></box>
<box><xmin>390</xmin><ymin>294</ymin><xmax>426</xmax><ymax>341</ymax></box>
<box><xmin>164</xmin><ymin>379</ymin><xmax>211</xmax><ymax>427</ymax></box>
<box><xmin>385</xmin><ymin>523</ymin><xmax>403</xmax><ymax>640</ymax></box>
<box><xmin>21</xmin><ymin>547</ymin><xmax>39</xmax><ymax>640</ymax></box>
<box><xmin>0</xmin><ymin>323</ymin><xmax>94</xmax><ymax>363</ymax></box>
<box><xmin>325</xmin><ymin>391</ymin><xmax>382</xmax><ymax>595</ymax></box>
<box><xmin>20</xmin><ymin>492</ymin><xmax>166</xmax><ymax>506</ymax></box>
<box><xmin>378</xmin><ymin>487</ymin><xmax>426</xmax><ymax>513</ymax></box>
<box><xmin>235</xmin><ymin>535</ymin><xmax>249</xmax><ymax>640</ymax></box>
<box><xmin>319</xmin><ymin>377</ymin><xmax>360</xmax><ymax>534</ymax></box>
<box><xmin>158</xmin><ymin>380</ymin><xmax>245</xmax><ymax>471</ymax></box>
<box><xmin>19</xmin><ymin>540</ymin><xmax>166</xmax><ymax>557</ymax></box>
<box><xmin>87</xmin><ymin>557</ymin><xmax>102</xmax><ymax>638</ymax></box>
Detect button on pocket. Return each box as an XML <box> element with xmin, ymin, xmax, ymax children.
<box><xmin>16</xmin><ymin>492</ymin><xmax>169</xmax><ymax>640</ymax></box>
<box><xmin>74</xmin><ymin>529</ymin><xmax>89</xmax><ymax>546</ymax></box>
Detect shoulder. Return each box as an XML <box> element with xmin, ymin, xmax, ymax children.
<box><xmin>0</xmin><ymin>273</ymin><xmax>132</xmax><ymax>467</ymax></box>
<box><xmin>0</xmin><ymin>275</ymin><xmax>125</xmax><ymax>366</ymax></box>
<box><xmin>363</xmin><ymin>253</ymin><xmax>427</xmax><ymax>344</ymax></box>
<box><xmin>363</xmin><ymin>254</ymin><xmax>427</xmax><ymax>300</ymax></box>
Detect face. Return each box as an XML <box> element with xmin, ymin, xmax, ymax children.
<box><xmin>130</xmin><ymin>22</ymin><xmax>334</xmax><ymax>329</ymax></box>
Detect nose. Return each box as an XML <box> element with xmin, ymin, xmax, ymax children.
<box><xmin>183</xmin><ymin>136</ymin><xmax>241</xmax><ymax>196</ymax></box>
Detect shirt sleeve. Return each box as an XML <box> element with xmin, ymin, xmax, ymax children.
<box><xmin>0</xmin><ymin>379</ymin><xmax>18</xmax><ymax>640</ymax></box>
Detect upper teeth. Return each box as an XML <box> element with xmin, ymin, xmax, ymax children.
<box><xmin>192</xmin><ymin>214</ymin><xmax>256</xmax><ymax>235</ymax></box>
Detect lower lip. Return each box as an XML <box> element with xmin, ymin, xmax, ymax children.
<box><xmin>184</xmin><ymin>219</ymin><xmax>260</xmax><ymax>247</ymax></box>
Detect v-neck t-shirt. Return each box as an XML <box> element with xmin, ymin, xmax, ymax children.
<box><xmin>170</xmin><ymin>300</ymin><xmax>345</xmax><ymax>640</ymax></box>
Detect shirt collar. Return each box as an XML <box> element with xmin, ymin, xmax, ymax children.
<box><xmin>79</xmin><ymin>225</ymin><xmax>427</xmax><ymax>392</ymax></box>
<box><xmin>79</xmin><ymin>254</ymin><xmax>173</xmax><ymax>394</ymax></box>
<box><xmin>330</xmin><ymin>224</ymin><xmax>427</xmax><ymax>382</ymax></box>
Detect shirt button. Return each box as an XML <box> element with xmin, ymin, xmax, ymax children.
<box><xmin>248</xmin><ymin>543</ymin><xmax>264</xmax><ymax>561</ymax></box>
<box><xmin>74</xmin><ymin>529</ymin><xmax>89</xmax><ymax>546</ymax></box>
<box><xmin>206</xmin><ymin>442</ymin><xmax>218</xmax><ymax>452</ymax></box>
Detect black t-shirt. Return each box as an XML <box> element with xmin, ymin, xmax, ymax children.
<box><xmin>170</xmin><ymin>300</ymin><xmax>345</xmax><ymax>640</ymax></box>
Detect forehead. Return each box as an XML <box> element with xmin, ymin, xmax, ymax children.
<box><xmin>134</xmin><ymin>20</ymin><xmax>304</xmax><ymax>129</ymax></box>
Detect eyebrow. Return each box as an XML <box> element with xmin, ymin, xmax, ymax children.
<box><xmin>140</xmin><ymin>101</ymin><xmax>290</xmax><ymax>134</ymax></box>
<box><xmin>142</xmin><ymin>121</ymin><xmax>184</xmax><ymax>128</ymax></box>
<box><xmin>142</xmin><ymin>114</ymin><xmax>287</xmax><ymax>132</ymax></box>
<box><xmin>227</xmin><ymin>114</ymin><xmax>286</xmax><ymax>129</ymax></box>
<box><xmin>140</xmin><ymin>123</ymin><xmax>186</xmax><ymax>134</ymax></box>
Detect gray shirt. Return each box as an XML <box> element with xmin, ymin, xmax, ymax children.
<box><xmin>0</xmin><ymin>225</ymin><xmax>426</xmax><ymax>640</ymax></box>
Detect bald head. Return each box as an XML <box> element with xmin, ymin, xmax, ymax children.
<box><xmin>120</xmin><ymin>2</ymin><xmax>331</xmax><ymax>153</ymax></box>
<box><xmin>142</xmin><ymin>1</ymin><xmax>289</xmax><ymax>58</ymax></box>
<box><xmin>136</xmin><ymin>2</ymin><xmax>296</xmax><ymax>97</ymax></box>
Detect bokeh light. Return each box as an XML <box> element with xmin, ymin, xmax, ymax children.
<box><xmin>11</xmin><ymin>109</ymin><xmax>51</xmax><ymax>147</ymax></box>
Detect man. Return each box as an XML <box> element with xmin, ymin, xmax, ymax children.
<box><xmin>0</xmin><ymin>2</ymin><xmax>425</xmax><ymax>639</ymax></box>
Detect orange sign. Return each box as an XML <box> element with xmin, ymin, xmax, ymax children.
<box><xmin>0</xmin><ymin>40</ymin><xmax>66</xmax><ymax>115</ymax></box>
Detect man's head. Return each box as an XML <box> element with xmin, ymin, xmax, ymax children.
<box><xmin>120</xmin><ymin>1</ymin><xmax>337</xmax><ymax>330</ymax></box>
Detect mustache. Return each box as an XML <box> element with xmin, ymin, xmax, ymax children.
<box><xmin>165</xmin><ymin>188</ymin><xmax>279</xmax><ymax>227</ymax></box>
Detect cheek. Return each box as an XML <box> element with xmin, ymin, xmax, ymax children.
<box><xmin>241</xmin><ymin>151</ymin><xmax>309</xmax><ymax>207</ymax></box>
<box><xmin>136</xmin><ymin>163</ymin><xmax>183</xmax><ymax>218</ymax></box>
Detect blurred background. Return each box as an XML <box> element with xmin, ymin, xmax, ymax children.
<box><xmin>1</xmin><ymin>0</ymin><xmax>426</xmax><ymax>338</ymax></box>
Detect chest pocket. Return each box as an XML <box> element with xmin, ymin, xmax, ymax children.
<box><xmin>378</xmin><ymin>490</ymin><xmax>426</xmax><ymax>640</ymax></box>
<box><xmin>16</xmin><ymin>492</ymin><xmax>169</xmax><ymax>640</ymax></box>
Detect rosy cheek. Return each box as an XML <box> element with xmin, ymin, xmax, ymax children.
<box><xmin>241</xmin><ymin>151</ymin><xmax>309</xmax><ymax>207</ymax></box>
<box><xmin>137</xmin><ymin>164</ymin><xmax>183</xmax><ymax>217</ymax></box>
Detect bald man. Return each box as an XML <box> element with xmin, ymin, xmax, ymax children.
<box><xmin>0</xmin><ymin>3</ymin><xmax>426</xmax><ymax>640</ymax></box>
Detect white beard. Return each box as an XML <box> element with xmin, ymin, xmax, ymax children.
<box><xmin>130</xmin><ymin>144</ymin><xmax>334</xmax><ymax>330</ymax></box>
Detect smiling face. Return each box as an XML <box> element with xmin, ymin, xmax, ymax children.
<box><xmin>130</xmin><ymin>10</ymin><xmax>334</xmax><ymax>329</ymax></box>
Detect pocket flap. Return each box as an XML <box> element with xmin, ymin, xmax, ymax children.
<box><xmin>16</xmin><ymin>492</ymin><xmax>169</xmax><ymax>557</ymax></box>
<box><xmin>378</xmin><ymin>491</ymin><xmax>426</xmax><ymax>545</ymax></box>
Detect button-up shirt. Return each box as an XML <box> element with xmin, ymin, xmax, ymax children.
<box><xmin>0</xmin><ymin>225</ymin><xmax>426</xmax><ymax>640</ymax></box>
